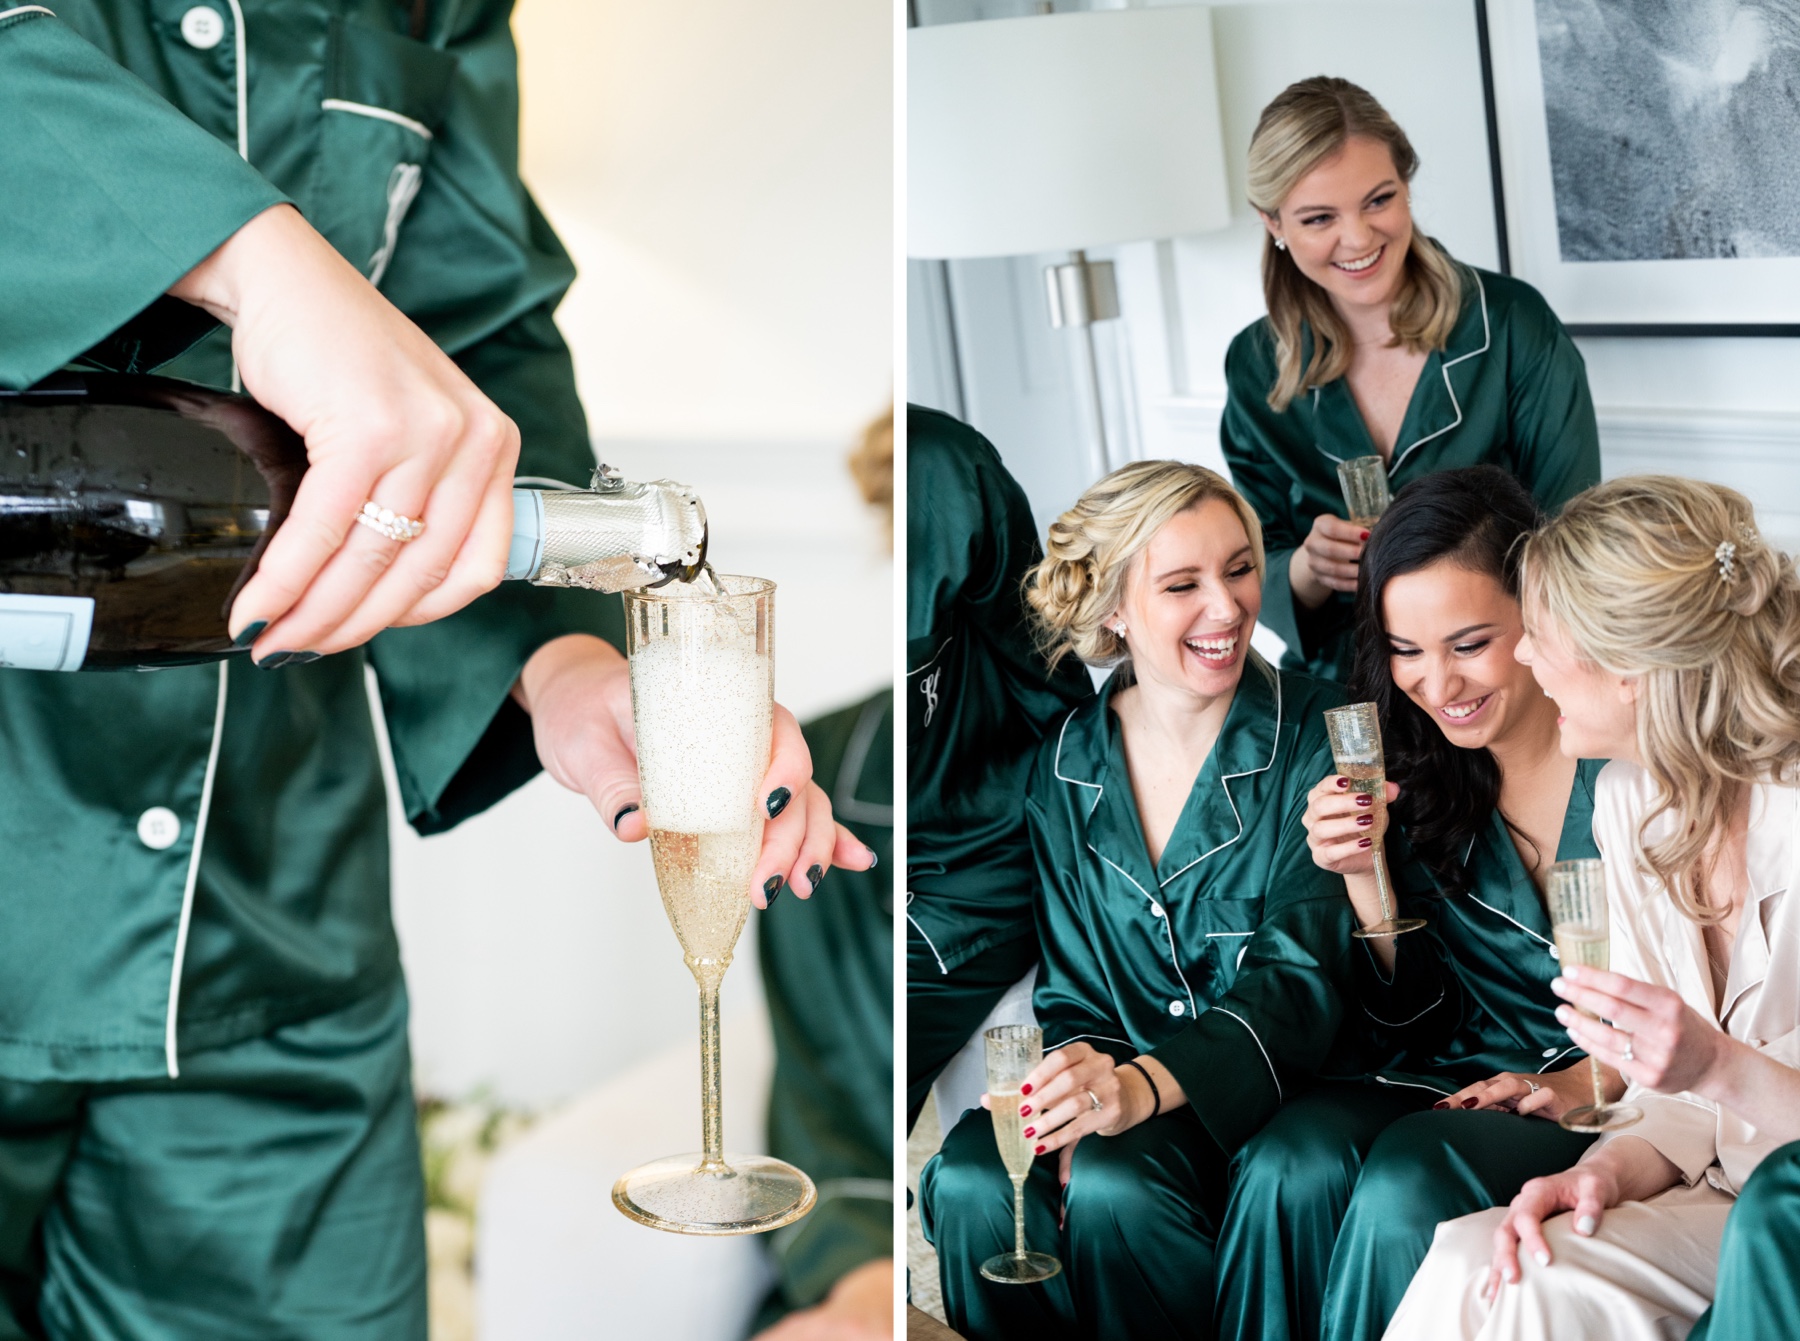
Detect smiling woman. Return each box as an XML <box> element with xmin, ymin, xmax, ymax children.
<box><xmin>1219</xmin><ymin>76</ymin><xmax>1601</xmax><ymax>685</ymax></box>
<box><xmin>916</xmin><ymin>460</ymin><xmax>1360</xmax><ymax>1341</ymax></box>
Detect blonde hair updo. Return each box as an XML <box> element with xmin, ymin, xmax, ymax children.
<box><xmin>1518</xmin><ymin>475</ymin><xmax>1800</xmax><ymax>924</ymax></box>
<box><xmin>1247</xmin><ymin>76</ymin><xmax>1463</xmax><ymax>412</ymax></box>
<box><xmin>1026</xmin><ymin>461</ymin><xmax>1264</xmax><ymax>672</ymax></box>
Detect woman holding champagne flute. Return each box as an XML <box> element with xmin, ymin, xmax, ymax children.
<box><xmin>1386</xmin><ymin>476</ymin><xmax>1800</xmax><ymax>1340</ymax></box>
<box><xmin>918</xmin><ymin>461</ymin><xmax>1361</xmax><ymax>1340</ymax></box>
<box><xmin>1220</xmin><ymin>76</ymin><xmax>1599</xmax><ymax>683</ymax></box>
<box><xmin>1214</xmin><ymin>467</ymin><xmax>1619</xmax><ymax>1341</ymax></box>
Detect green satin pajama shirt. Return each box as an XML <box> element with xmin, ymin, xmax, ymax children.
<box><xmin>1218</xmin><ymin>760</ymin><xmax>1608</xmax><ymax>1341</ymax></box>
<box><xmin>1220</xmin><ymin>265</ymin><xmax>1601</xmax><ymax>682</ymax></box>
<box><xmin>757</xmin><ymin>690</ymin><xmax>893</xmax><ymax>1327</ymax></box>
<box><xmin>1</xmin><ymin>4</ymin><xmax>616</xmax><ymax>1333</ymax></box>
<box><xmin>1689</xmin><ymin>1138</ymin><xmax>1800</xmax><ymax>1341</ymax></box>
<box><xmin>906</xmin><ymin>406</ymin><xmax>1092</xmax><ymax>1122</ymax></box>
<box><xmin>921</xmin><ymin>656</ymin><xmax>1363</xmax><ymax>1341</ymax></box>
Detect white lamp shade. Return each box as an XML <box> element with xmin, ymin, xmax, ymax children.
<box><xmin>909</xmin><ymin>7</ymin><xmax>1231</xmax><ymax>260</ymax></box>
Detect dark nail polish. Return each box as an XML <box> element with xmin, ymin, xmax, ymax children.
<box><xmin>765</xmin><ymin>787</ymin><xmax>792</xmax><ymax>819</ymax></box>
<box><xmin>256</xmin><ymin>650</ymin><xmax>321</xmax><ymax>669</ymax></box>
<box><xmin>1035</xmin><ymin>1144</ymin><xmax>1047</xmax><ymax>1156</ymax></box>
<box><xmin>1021</xmin><ymin>1083</ymin><xmax>1033</xmax><ymax>1096</ymax></box>
<box><xmin>1356</xmin><ymin>794</ymin><xmax>1373</xmax><ymax>807</ymax></box>
<box><xmin>806</xmin><ymin>863</ymin><xmax>824</xmax><ymax>893</ymax></box>
<box><xmin>231</xmin><ymin>620</ymin><xmax>267</xmax><ymax>648</ymax></box>
<box><xmin>1360</xmin><ymin>530</ymin><xmax>1371</xmax><ymax>541</ymax></box>
<box><xmin>1357</xmin><ymin>837</ymin><xmax>1372</xmax><ymax>848</ymax></box>
<box><xmin>1433</xmin><ymin>1101</ymin><xmax>1450</xmax><ymax>1110</ymax></box>
<box><xmin>1357</xmin><ymin>815</ymin><xmax>1374</xmax><ymax>827</ymax></box>
<box><xmin>1023</xmin><ymin>1127</ymin><xmax>1036</xmax><ymax>1139</ymax></box>
<box><xmin>613</xmin><ymin>804</ymin><xmax>639</xmax><ymax>832</ymax></box>
<box><xmin>763</xmin><ymin>876</ymin><xmax>784</xmax><ymax>905</ymax></box>
<box><xmin>1335</xmin><ymin>777</ymin><xmax>1349</xmax><ymax>789</ymax></box>
<box><xmin>1462</xmin><ymin>1097</ymin><xmax>1479</xmax><ymax>1109</ymax></box>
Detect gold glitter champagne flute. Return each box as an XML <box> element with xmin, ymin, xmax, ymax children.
<box><xmin>611</xmin><ymin>573</ymin><xmax>816</xmax><ymax>1234</ymax></box>
<box><xmin>1324</xmin><ymin>702</ymin><xmax>1426</xmax><ymax>939</ymax></box>
<box><xmin>1337</xmin><ymin>455</ymin><xmax>1392</xmax><ymax>527</ymax></box>
<box><xmin>1547</xmin><ymin>859</ymin><xmax>1643</xmax><ymax>1133</ymax></box>
<box><xmin>979</xmin><ymin>1025</ymin><xmax>1063</xmax><ymax>1285</ymax></box>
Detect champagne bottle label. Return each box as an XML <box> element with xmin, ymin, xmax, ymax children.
<box><xmin>0</xmin><ymin>594</ymin><xmax>94</xmax><ymax>672</ymax></box>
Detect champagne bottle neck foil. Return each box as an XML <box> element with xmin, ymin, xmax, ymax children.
<box><xmin>505</xmin><ymin>474</ymin><xmax>708</xmax><ymax>592</ymax></box>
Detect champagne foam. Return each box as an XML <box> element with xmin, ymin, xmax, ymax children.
<box><xmin>631</xmin><ymin>638</ymin><xmax>772</xmax><ymax>833</ymax></box>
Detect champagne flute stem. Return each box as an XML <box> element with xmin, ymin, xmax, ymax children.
<box><xmin>698</xmin><ymin>980</ymin><xmax>727</xmax><ymax>1174</ymax></box>
<box><xmin>1371</xmin><ymin>840</ymin><xmax>1398</xmax><ymax>924</ymax></box>
<box><xmin>1590</xmin><ymin>1053</ymin><xmax>1606</xmax><ymax>1111</ymax></box>
<box><xmin>1011</xmin><ymin>1174</ymin><xmax>1028</xmax><ymax>1259</ymax></box>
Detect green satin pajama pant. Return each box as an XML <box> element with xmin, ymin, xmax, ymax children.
<box><xmin>1320</xmin><ymin>1107</ymin><xmax>1594</xmax><ymax>1341</ymax></box>
<box><xmin>1216</xmin><ymin>1086</ymin><xmax>1596</xmax><ymax>1341</ymax></box>
<box><xmin>1688</xmin><ymin>1139</ymin><xmax>1800</xmax><ymax>1341</ymax></box>
<box><xmin>919</xmin><ymin>1103</ymin><xmax>1229</xmax><ymax>1340</ymax></box>
<box><xmin>0</xmin><ymin>983</ymin><xmax>425</xmax><ymax>1341</ymax></box>
<box><xmin>906</xmin><ymin>933</ymin><xmax>1038</xmax><ymax>1131</ymax></box>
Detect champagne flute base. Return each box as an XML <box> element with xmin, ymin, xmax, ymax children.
<box><xmin>980</xmin><ymin>1250</ymin><xmax>1063</xmax><ymax>1284</ymax></box>
<box><xmin>1352</xmin><ymin>917</ymin><xmax>1428</xmax><ymax>940</ymax></box>
<box><xmin>613</xmin><ymin>1152</ymin><xmax>816</xmax><ymax>1235</ymax></box>
<box><xmin>1559</xmin><ymin>1103</ymin><xmax>1644</xmax><ymax>1133</ymax></box>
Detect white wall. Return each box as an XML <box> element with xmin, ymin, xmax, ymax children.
<box><xmin>390</xmin><ymin>0</ymin><xmax>893</xmax><ymax>1111</ymax></box>
<box><xmin>910</xmin><ymin>0</ymin><xmax>1800</xmax><ymax>548</ymax></box>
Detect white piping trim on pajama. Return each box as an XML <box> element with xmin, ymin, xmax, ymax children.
<box><xmin>224</xmin><ymin>0</ymin><xmax>247</xmax><ymax>391</ymax></box>
<box><xmin>1046</xmin><ymin>1034</ymin><xmax>1132</xmax><ymax>1052</ymax></box>
<box><xmin>1373</xmin><ymin>1074</ymin><xmax>1454</xmax><ymax>1097</ymax></box>
<box><xmin>904</xmin><ymin>893</ymin><xmax>949</xmax><ymax>976</ymax></box>
<box><xmin>0</xmin><ymin>6</ymin><xmax>55</xmax><ymax>21</ymax></box>
<box><xmin>1211</xmin><ymin>1007</ymin><xmax>1282</xmax><ymax>1102</ymax></box>
<box><xmin>1363</xmin><ymin>987</ymin><xmax>1445</xmax><ymax>1028</ymax></box>
<box><xmin>1536</xmin><ymin>1045</ymin><xmax>1581</xmax><ymax>1073</ymax></box>
<box><xmin>166</xmin><ymin>660</ymin><xmax>229</xmax><ymax>1079</ymax></box>
<box><xmin>1464</xmin><ymin>890</ymin><xmax>1557</xmax><ymax>954</ymax></box>
<box><xmin>320</xmin><ymin>98</ymin><xmax>435</xmax><ymax>141</ymax></box>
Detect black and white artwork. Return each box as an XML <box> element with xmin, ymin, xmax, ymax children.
<box><xmin>1480</xmin><ymin>0</ymin><xmax>1800</xmax><ymax>332</ymax></box>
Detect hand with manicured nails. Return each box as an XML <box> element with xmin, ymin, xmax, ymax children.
<box><xmin>1551</xmin><ymin>966</ymin><xmax>1728</xmax><ymax>1095</ymax></box>
<box><xmin>1289</xmin><ymin>513</ymin><xmax>1369</xmax><ymax>608</ymax></box>
<box><xmin>1302</xmin><ymin>772</ymin><xmax>1402</xmax><ymax>970</ymax></box>
<box><xmin>169</xmin><ymin>204</ymin><xmax>520</xmax><ymax>662</ymax></box>
<box><xmin>514</xmin><ymin>635</ymin><xmax>875</xmax><ymax>908</ymax></box>
<box><xmin>1437</xmin><ymin>1060</ymin><xmax>1619</xmax><ymax>1121</ymax></box>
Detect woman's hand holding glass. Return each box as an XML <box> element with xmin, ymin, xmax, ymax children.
<box><xmin>1551</xmin><ymin>965</ymin><xmax>1729</xmax><ymax>1095</ymax></box>
<box><xmin>513</xmin><ymin>634</ymin><xmax>876</xmax><ymax>907</ymax></box>
<box><xmin>1437</xmin><ymin>1060</ymin><xmax>1621</xmax><ymax>1122</ymax></box>
<box><xmin>1303</xmin><ymin>772</ymin><xmax>1403</xmax><ymax>967</ymax></box>
<box><xmin>980</xmin><ymin>1042</ymin><xmax>1175</xmax><ymax>1180</ymax></box>
<box><xmin>1290</xmin><ymin>514</ymin><xmax>1370</xmax><ymax>608</ymax></box>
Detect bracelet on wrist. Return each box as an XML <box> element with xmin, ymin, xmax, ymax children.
<box><xmin>1120</xmin><ymin>1058</ymin><xmax>1161</xmax><ymax>1119</ymax></box>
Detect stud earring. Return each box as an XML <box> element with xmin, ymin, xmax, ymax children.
<box><xmin>1273</xmin><ymin>237</ymin><xmax>1288</xmax><ymax>251</ymax></box>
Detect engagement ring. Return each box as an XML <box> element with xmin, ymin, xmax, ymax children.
<box><xmin>1086</xmin><ymin>1089</ymin><xmax>1103</xmax><ymax>1113</ymax></box>
<box><xmin>356</xmin><ymin>501</ymin><xmax>425</xmax><ymax>542</ymax></box>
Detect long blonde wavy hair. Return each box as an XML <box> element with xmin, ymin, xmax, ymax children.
<box><xmin>1519</xmin><ymin>476</ymin><xmax>1800</xmax><ymax>924</ymax></box>
<box><xmin>1247</xmin><ymin>76</ymin><xmax>1463</xmax><ymax>412</ymax></box>
<box><xmin>1025</xmin><ymin>461</ymin><xmax>1264</xmax><ymax>672</ymax></box>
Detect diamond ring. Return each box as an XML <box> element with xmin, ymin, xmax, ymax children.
<box><xmin>356</xmin><ymin>501</ymin><xmax>425</xmax><ymax>543</ymax></box>
<box><xmin>1086</xmin><ymin>1089</ymin><xmax>1103</xmax><ymax>1113</ymax></box>
<box><xmin>1622</xmin><ymin>1037</ymin><xmax>1635</xmax><ymax>1064</ymax></box>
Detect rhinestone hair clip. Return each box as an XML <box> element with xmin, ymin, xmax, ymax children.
<box><xmin>1716</xmin><ymin>540</ymin><xmax>1737</xmax><ymax>583</ymax></box>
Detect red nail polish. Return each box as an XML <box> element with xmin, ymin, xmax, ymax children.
<box><xmin>1433</xmin><ymin>1101</ymin><xmax>1450</xmax><ymax>1110</ymax></box>
<box><xmin>1035</xmin><ymin>1144</ymin><xmax>1047</xmax><ymax>1155</ymax></box>
<box><xmin>1021</xmin><ymin>1083</ymin><xmax>1033</xmax><ymax>1096</ymax></box>
<box><xmin>1360</xmin><ymin>530</ymin><xmax>1371</xmax><ymax>541</ymax></box>
<box><xmin>1357</xmin><ymin>837</ymin><xmax>1372</xmax><ymax>848</ymax></box>
<box><xmin>1356</xmin><ymin>815</ymin><xmax>1374</xmax><ymax>827</ymax></box>
<box><xmin>1023</xmin><ymin>1127</ymin><xmax>1036</xmax><ymax>1138</ymax></box>
<box><xmin>1335</xmin><ymin>777</ymin><xmax>1349</xmax><ymax>789</ymax></box>
<box><xmin>1020</xmin><ymin>1105</ymin><xmax>1032</xmax><ymax>1117</ymax></box>
<box><xmin>1462</xmin><ymin>1097</ymin><xmax>1479</xmax><ymax>1109</ymax></box>
<box><xmin>1356</xmin><ymin>794</ymin><xmax>1373</xmax><ymax>807</ymax></box>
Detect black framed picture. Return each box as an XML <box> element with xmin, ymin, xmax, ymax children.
<box><xmin>1476</xmin><ymin>0</ymin><xmax>1800</xmax><ymax>336</ymax></box>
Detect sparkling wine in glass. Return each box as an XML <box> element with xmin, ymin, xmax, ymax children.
<box><xmin>1547</xmin><ymin>859</ymin><xmax>1643</xmax><ymax>1133</ymax></box>
<box><xmin>979</xmin><ymin>1025</ymin><xmax>1062</xmax><ymax>1285</ymax></box>
<box><xmin>1324</xmin><ymin>702</ymin><xmax>1426</xmax><ymax>940</ymax></box>
<box><xmin>612</xmin><ymin>573</ymin><xmax>816</xmax><ymax>1235</ymax></box>
<box><xmin>1337</xmin><ymin>455</ymin><xmax>1392</xmax><ymax>527</ymax></box>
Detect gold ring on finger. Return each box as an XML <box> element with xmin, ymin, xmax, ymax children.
<box><xmin>356</xmin><ymin>501</ymin><xmax>426</xmax><ymax>543</ymax></box>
